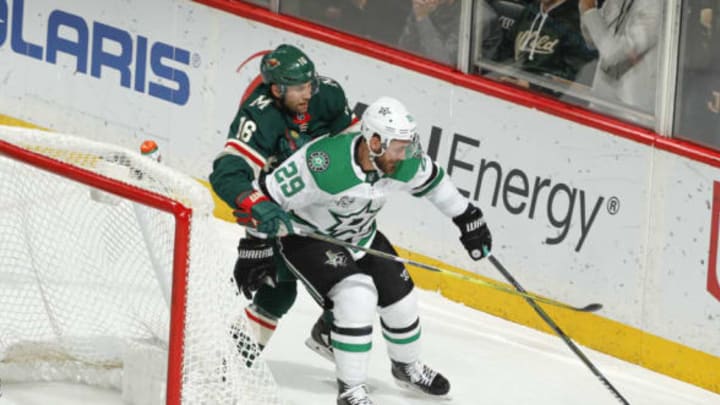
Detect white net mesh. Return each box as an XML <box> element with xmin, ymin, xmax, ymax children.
<box><xmin>0</xmin><ymin>125</ymin><xmax>281</xmax><ymax>404</ymax></box>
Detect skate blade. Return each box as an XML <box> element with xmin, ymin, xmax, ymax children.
<box><xmin>393</xmin><ymin>378</ymin><xmax>451</xmax><ymax>400</ymax></box>
<box><xmin>304</xmin><ymin>337</ymin><xmax>335</xmax><ymax>362</ymax></box>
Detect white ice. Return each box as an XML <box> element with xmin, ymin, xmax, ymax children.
<box><xmin>2</xmin><ymin>218</ymin><xmax>719</xmax><ymax>405</ymax></box>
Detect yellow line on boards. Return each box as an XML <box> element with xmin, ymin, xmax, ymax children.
<box><xmin>0</xmin><ymin>116</ymin><xmax>44</xmax><ymax>129</ymax></box>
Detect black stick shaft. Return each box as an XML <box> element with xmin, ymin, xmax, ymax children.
<box><xmin>487</xmin><ymin>254</ymin><xmax>630</xmax><ymax>405</ymax></box>
<box><xmin>297</xmin><ymin>230</ymin><xmax>600</xmax><ymax>312</ymax></box>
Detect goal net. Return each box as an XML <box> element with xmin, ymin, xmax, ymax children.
<box><xmin>0</xmin><ymin>125</ymin><xmax>281</xmax><ymax>404</ymax></box>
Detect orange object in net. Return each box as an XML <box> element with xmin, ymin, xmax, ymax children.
<box><xmin>140</xmin><ymin>140</ymin><xmax>158</xmax><ymax>154</ymax></box>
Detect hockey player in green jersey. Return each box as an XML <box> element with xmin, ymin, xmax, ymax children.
<box><xmin>209</xmin><ymin>43</ymin><xmax>355</xmax><ymax>352</ymax></box>
<box><xmin>235</xmin><ymin>97</ymin><xmax>493</xmax><ymax>404</ymax></box>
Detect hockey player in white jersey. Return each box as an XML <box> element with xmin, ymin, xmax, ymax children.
<box><xmin>236</xmin><ymin>97</ymin><xmax>492</xmax><ymax>404</ymax></box>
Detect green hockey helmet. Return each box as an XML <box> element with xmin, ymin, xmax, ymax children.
<box><xmin>260</xmin><ymin>44</ymin><xmax>319</xmax><ymax>95</ymax></box>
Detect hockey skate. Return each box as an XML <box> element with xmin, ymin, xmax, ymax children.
<box><xmin>337</xmin><ymin>380</ymin><xmax>374</xmax><ymax>405</ymax></box>
<box><xmin>304</xmin><ymin>316</ymin><xmax>334</xmax><ymax>362</ymax></box>
<box><xmin>391</xmin><ymin>360</ymin><xmax>450</xmax><ymax>396</ymax></box>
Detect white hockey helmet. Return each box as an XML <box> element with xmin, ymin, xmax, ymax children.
<box><xmin>360</xmin><ymin>97</ymin><xmax>421</xmax><ymax>159</ymax></box>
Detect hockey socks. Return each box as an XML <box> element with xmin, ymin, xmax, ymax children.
<box><xmin>244</xmin><ymin>303</ymin><xmax>279</xmax><ymax>348</ymax></box>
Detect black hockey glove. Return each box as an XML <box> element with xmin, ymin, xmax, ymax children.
<box><xmin>234</xmin><ymin>236</ymin><xmax>276</xmax><ymax>299</ymax></box>
<box><xmin>452</xmin><ymin>204</ymin><xmax>492</xmax><ymax>260</ymax></box>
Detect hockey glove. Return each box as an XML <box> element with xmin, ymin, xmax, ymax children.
<box><xmin>234</xmin><ymin>236</ymin><xmax>276</xmax><ymax>300</ymax></box>
<box><xmin>234</xmin><ymin>190</ymin><xmax>294</xmax><ymax>238</ymax></box>
<box><xmin>452</xmin><ymin>204</ymin><xmax>492</xmax><ymax>260</ymax></box>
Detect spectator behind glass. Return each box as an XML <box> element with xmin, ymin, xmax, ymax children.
<box><xmin>492</xmin><ymin>0</ymin><xmax>597</xmax><ymax>93</ymax></box>
<box><xmin>290</xmin><ymin>0</ymin><xmax>411</xmax><ymax>45</ymax></box>
<box><xmin>398</xmin><ymin>0</ymin><xmax>461</xmax><ymax>65</ymax></box>
<box><xmin>579</xmin><ymin>0</ymin><xmax>661</xmax><ymax>117</ymax></box>
<box><xmin>474</xmin><ymin>0</ymin><xmax>505</xmax><ymax>62</ymax></box>
<box><xmin>674</xmin><ymin>0</ymin><xmax>720</xmax><ymax>148</ymax></box>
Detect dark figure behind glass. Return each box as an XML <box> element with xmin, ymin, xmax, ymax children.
<box><xmin>675</xmin><ymin>0</ymin><xmax>720</xmax><ymax>149</ymax></box>
<box><xmin>398</xmin><ymin>0</ymin><xmax>461</xmax><ymax>65</ymax></box>
<box><xmin>297</xmin><ymin>0</ymin><xmax>411</xmax><ymax>46</ymax></box>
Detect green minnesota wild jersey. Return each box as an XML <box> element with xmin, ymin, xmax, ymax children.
<box><xmin>261</xmin><ymin>132</ymin><xmax>450</xmax><ymax>257</ymax></box>
<box><xmin>210</xmin><ymin>77</ymin><xmax>355</xmax><ymax>209</ymax></box>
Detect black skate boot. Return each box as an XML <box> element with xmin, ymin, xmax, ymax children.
<box><xmin>304</xmin><ymin>315</ymin><xmax>333</xmax><ymax>362</ymax></box>
<box><xmin>337</xmin><ymin>380</ymin><xmax>374</xmax><ymax>405</ymax></box>
<box><xmin>391</xmin><ymin>359</ymin><xmax>450</xmax><ymax>396</ymax></box>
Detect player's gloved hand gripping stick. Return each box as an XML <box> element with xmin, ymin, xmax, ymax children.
<box><xmin>232</xmin><ymin>189</ymin><xmax>293</xmax><ymax>299</ymax></box>
<box><xmin>234</xmin><ymin>235</ymin><xmax>276</xmax><ymax>300</ymax></box>
<box><xmin>452</xmin><ymin>204</ymin><xmax>492</xmax><ymax>260</ymax></box>
<box><xmin>233</xmin><ymin>189</ymin><xmax>294</xmax><ymax>238</ymax></box>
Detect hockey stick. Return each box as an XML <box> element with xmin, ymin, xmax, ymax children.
<box><xmin>483</xmin><ymin>248</ymin><xmax>630</xmax><ymax>405</ymax></box>
<box><xmin>294</xmin><ymin>229</ymin><xmax>602</xmax><ymax>313</ymax></box>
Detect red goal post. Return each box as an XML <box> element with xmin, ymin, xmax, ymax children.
<box><xmin>0</xmin><ymin>126</ymin><xmax>280</xmax><ymax>404</ymax></box>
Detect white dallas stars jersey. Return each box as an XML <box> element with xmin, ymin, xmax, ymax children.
<box><xmin>260</xmin><ymin>131</ymin><xmax>468</xmax><ymax>257</ymax></box>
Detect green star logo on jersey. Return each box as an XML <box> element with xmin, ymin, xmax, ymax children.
<box><xmin>308</xmin><ymin>151</ymin><xmax>330</xmax><ymax>172</ymax></box>
<box><xmin>327</xmin><ymin>201</ymin><xmax>379</xmax><ymax>239</ymax></box>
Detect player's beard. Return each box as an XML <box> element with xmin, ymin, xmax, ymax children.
<box><xmin>374</xmin><ymin>155</ymin><xmax>398</xmax><ymax>174</ymax></box>
<box><xmin>292</xmin><ymin>101</ymin><xmax>309</xmax><ymax>114</ymax></box>
<box><xmin>283</xmin><ymin>95</ymin><xmax>310</xmax><ymax>114</ymax></box>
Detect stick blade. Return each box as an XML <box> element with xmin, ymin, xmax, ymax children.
<box><xmin>581</xmin><ymin>303</ymin><xmax>603</xmax><ymax>312</ymax></box>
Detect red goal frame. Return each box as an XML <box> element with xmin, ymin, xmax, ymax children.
<box><xmin>0</xmin><ymin>139</ymin><xmax>189</xmax><ymax>405</ymax></box>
